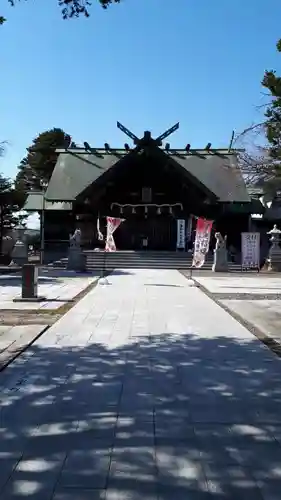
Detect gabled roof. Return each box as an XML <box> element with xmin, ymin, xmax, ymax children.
<box><xmin>44</xmin><ymin>146</ymin><xmax>249</xmax><ymax>203</ymax></box>
<box><xmin>45</xmin><ymin>150</ymin><xmax>118</xmax><ymax>202</ymax></box>
<box><xmin>23</xmin><ymin>192</ymin><xmax>73</xmax><ymax>212</ymax></box>
<box><xmin>174</xmin><ymin>152</ymin><xmax>250</xmax><ymax>202</ymax></box>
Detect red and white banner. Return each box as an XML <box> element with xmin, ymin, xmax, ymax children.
<box><xmin>192</xmin><ymin>217</ymin><xmax>213</xmax><ymax>268</ymax></box>
<box><xmin>105</xmin><ymin>217</ymin><xmax>124</xmax><ymax>252</ymax></box>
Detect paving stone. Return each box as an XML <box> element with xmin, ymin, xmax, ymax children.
<box><xmin>0</xmin><ymin>458</ymin><xmax>20</xmax><ymax>492</ymax></box>
<box><xmin>154</xmin><ymin>415</ymin><xmax>195</xmax><ymax>440</ymax></box>
<box><xmin>157</xmin><ymin>484</ymin><xmax>209</xmax><ymax>499</ymax></box>
<box><xmin>1</xmin><ymin>453</ymin><xmax>66</xmax><ymax>499</ymax></box>
<box><xmin>53</xmin><ymin>489</ymin><xmax>106</xmax><ymax>499</ymax></box>
<box><xmin>115</xmin><ymin>417</ymin><xmax>154</xmax><ymax>444</ymax></box>
<box><xmin>0</xmin><ymin>325</ymin><xmax>49</xmax><ymax>369</ymax></box>
<box><xmin>105</xmin><ymin>479</ymin><xmax>157</xmax><ymax>500</ymax></box>
<box><xmin>58</xmin><ymin>450</ymin><xmax>111</xmax><ymax>489</ymax></box>
<box><xmin>1</xmin><ymin>481</ymin><xmax>54</xmax><ymax>500</ymax></box>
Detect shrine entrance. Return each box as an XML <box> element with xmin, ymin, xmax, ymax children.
<box><xmin>114</xmin><ymin>214</ymin><xmax>177</xmax><ymax>251</ymax></box>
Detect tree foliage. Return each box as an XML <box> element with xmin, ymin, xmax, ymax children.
<box><xmin>2</xmin><ymin>0</ymin><xmax>120</xmax><ymax>24</ymax></box>
<box><xmin>253</xmin><ymin>39</ymin><xmax>281</xmax><ymax>192</ymax></box>
<box><xmin>0</xmin><ymin>175</ymin><xmax>25</xmax><ymax>228</ymax></box>
<box><xmin>262</xmin><ymin>40</ymin><xmax>281</xmax><ymax>160</ymax></box>
<box><xmin>236</xmin><ymin>40</ymin><xmax>281</xmax><ymax>192</ymax></box>
<box><xmin>0</xmin><ymin>143</ymin><xmax>25</xmax><ymax>233</ymax></box>
<box><xmin>15</xmin><ymin>128</ymin><xmax>71</xmax><ymax>194</ymax></box>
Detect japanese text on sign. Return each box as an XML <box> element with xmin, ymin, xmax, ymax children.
<box><xmin>241</xmin><ymin>232</ymin><xmax>260</xmax><ymax>269</ymax></box>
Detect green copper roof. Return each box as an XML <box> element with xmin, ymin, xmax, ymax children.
<box><xmin>45</xmin><ymin>147</ymin><xmax>249</xmax><ymax>203</ymax></box>
<box><xmin>23</xmin><ymin>192</ymin><xmax>73</xmax><ymax>211</ymax></box>
<box><xmin>45</xmin><ymin>151</ymin><xmax>119</xmax><ymax>201</ymax></box>
<box><xmin>174</xmin><ymin>153</ymin><xmax>250</xmax><ymax>203</ymax></box>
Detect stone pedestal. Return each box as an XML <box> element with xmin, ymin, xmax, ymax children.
<box><xmin>263</xmin><ymin>224</ymin><xmax>281</xmax><ymax>272</ymax></box>
<box><xmin>212</xmin><ymin>248</ymin><xmax>229</xmax><ymax>272</ymax></box>
<box><xmin>13</xmin><ymin>264</ymin><xmax>45</xmax><ymax>302</ymax></box>
<box><xmin>10</xmin><ymin>240</ymin><xmax>28</xmax><ymax>267</ymax></box>
<box><xmin>212</xmin><ymin>232</ymin><xmax>229</xmax><ymax>272</ymax></box>
<box><xmin>67</xmin><ymin>248</ymin><xmax>86</xmax><ymax>272</ymax></box>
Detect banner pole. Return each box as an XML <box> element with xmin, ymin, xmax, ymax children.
<box><xmin>103</xmin><ymin>251</ymin><xmax>106</xmax><ymax>278</ymax></box>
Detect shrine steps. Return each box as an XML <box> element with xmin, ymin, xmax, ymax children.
<box><xmin>46</xmin><ymin>250</ymin><xmax>243</xmax><ymax>272</ymax></box>
<box><xmin>83</xmin><ymin>250</ymin><xmax>241</xmax><ymax>272</ymax></box>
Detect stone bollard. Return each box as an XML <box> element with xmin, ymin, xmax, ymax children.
<box><xmin>13</xmin><ymin>264</ymin><xmax>46</xmax><ymax>302</ymax></box>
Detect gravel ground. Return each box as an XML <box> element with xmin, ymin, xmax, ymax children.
<box><xmin>0</xmin><ymin>311</ymin><xmax>61</xmax><ymax>326</ymax></box>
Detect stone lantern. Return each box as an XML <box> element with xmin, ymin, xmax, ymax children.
<box><xmin>264</xmin><ymin>224</ymin><xmax>281</xmax><ymax>271</ymax></box>
<box><xmin>10</xmin><ymin>225</ymin><xmax>28</xmax><ymax>266</ymax></box>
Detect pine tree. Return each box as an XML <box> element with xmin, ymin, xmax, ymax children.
<box><xmin>262</xmin><ymin>40</ymin><xmax>281</xmax><ymax>160</ymax></box>
<box><xmin>15</xmin><ymin>128</ymin><xmax>71</xmax><ymax>194</ymax></box>
<box><xmin>0</xmin><ymin>174</ymin><xmax>25</xmax><ymax>253</ymax></box>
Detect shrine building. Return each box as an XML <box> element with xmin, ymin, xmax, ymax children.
<box><xmin>24</xmin><ymin>122</ymin><xmax>264</xmax><ymax>257</ymax></box>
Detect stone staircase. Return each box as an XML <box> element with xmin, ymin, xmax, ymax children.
<box><xmin>84</xmin><ymin>250</ymin><xmax>205</xmax><ymax>271</ymax></box>
<box><xmin>46</xmin><ymin>256</ymin><xmax>68</xmax><ymax>269</ymax></box>
<box><xmin>47</xmin><ymin>250</ymin><xmax>242</xmax><ymax>272</ymax></box>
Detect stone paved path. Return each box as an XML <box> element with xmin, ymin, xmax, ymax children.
<box><xmin>1</xmin><ymin>269</ymin><xmax>281</xmax><ymax>499</ymax></box>
<box><xmin>0</xmin><ymin>325</ymin><xmax>48</xmax><ymax>369</ymax></box>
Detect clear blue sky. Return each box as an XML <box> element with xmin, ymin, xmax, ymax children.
<box><xmin>1</xmin><ymin>0</ymin><xmax>281</xmax><ymax>180</ymax></box>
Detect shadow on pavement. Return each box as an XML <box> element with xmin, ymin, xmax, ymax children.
<box><xmin>0</xmin><ymin>333</ymin><xmax>281</xmax><ymax>498</ymax></box>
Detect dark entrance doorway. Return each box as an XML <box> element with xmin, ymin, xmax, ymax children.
<box><xmin>114</xmin><ymin>215</ymin><xmax>177</xmax><ymax>250</ymax></box>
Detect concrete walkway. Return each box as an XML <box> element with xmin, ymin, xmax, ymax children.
<box><xmin>1</xmin><ymin>269</ymin><xmax>281</xmax><ymax>499</ymax></box>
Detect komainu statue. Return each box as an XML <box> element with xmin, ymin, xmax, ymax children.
<box><xmin>212</xmin><ymin>232</ymin><xmax>228</xmax><ymax>272</ymax></box>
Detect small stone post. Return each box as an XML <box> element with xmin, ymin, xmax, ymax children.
<box><xmin>13</xmin><ymin>264</ymin><xmax>46</xmax><ymax>302</ymax></box>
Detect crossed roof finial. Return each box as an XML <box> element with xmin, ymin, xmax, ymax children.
<box><xmin>117</xmin><ymin>121</ymin><xmax>179</xmax><ymax>147</ymax></box>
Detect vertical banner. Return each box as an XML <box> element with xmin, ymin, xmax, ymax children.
<box><xmin>241</xmin><ymin>232</ymin><xmax>260</xmax><ymax>269</ymax></box>
<box><xmin>176</xmin><ymin>219</ymin><xmax>186</xmax><ymax>249</ymax></box>
<box><xmin>192</xmin><ymin>218</ymin><xmax>213</xmax><ymax>268</ymax></box>
<box><xmin>105</xmin><ymin>217</ymin><xmax>124</xmax><ymax>252</ymax></box>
